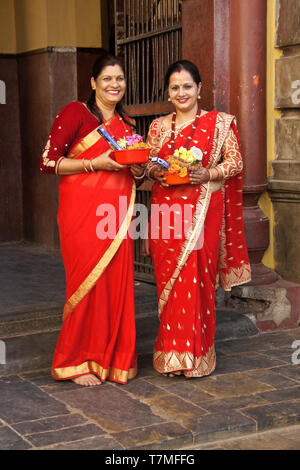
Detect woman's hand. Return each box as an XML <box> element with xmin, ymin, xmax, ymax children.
<box><xmin>91</xmin><ymin>149</ymin><xmax>126</xmax><ymax>172</ymax></box>
<box><xmin>130</xmin><ymin>163</ymin><xmax>146</xmax><ymax>178</ymax></box>
<box><xmin>141</xmin><ymin>238</ymin><xmax>151</xmax><ymax>257</ymax></box>
<box><xmin>189</xmin><ymin>167</ymin><xmax>210</xmax><ymax>185</ymax></box>
<box><xmin>149</xmin><ymin>165</ymin><xmax>169</xmax><ymax>187</ymax></box>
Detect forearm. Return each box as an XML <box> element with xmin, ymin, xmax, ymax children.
<box><xmin>56</xmin><ymin>157</ymin><xmax>93</xmax><ymax>175</ymax></box>
<box><xmin>208</xmin><ymin>166</ymin><xmax>224</xmax><ymax>182</ymax></box>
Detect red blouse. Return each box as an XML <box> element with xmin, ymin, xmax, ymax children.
<box><xmin>40</xmin><ymin>101</ymin><xmax>100</xmax><ymax>175</ymax></box>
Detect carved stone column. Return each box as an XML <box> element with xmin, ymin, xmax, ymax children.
<box><xmin>228</xmin><ymin>0</ymin><xmax>300</xmax><ymax>330</ymax></box>
<box><xmin>182</xmin><ymin>0</ymin><xmax>300</xmax><ymax>330</ymax></box>
<box><xmin>229</xmin><ymin>0</ymin><xmax>278</xmax><ymax>285</ymax></box>
<box><xmin>268</xmin><ymin>0</ymin><xmax>300</xmax><ymax>284</ymax></box>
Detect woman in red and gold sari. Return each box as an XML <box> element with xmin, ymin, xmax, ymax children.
<box><xmin>40</xmin><ymin>52</ymin><xmax>144</xmax><ymax>386</ymax></box>
<box><xmin>144</xmin><ymin>60</ymin><xmax>251</xmax><ymax>378</ymax></box>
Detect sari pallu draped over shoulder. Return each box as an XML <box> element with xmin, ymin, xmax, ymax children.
<box><xmin>149</xmin><ymin>111</ymin><xmax>251</xmax><ymax>377</ymax></box>
<box><xmin>52</xmin><ymin>115</ymin><xmax>138</xmax><ymax>384</ymax></box>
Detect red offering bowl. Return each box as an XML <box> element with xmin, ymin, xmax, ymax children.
<box><xmin>165</xmin><ymin>172</ymin><xmax>190</xmax><ymax>185</ymax></box>
<box><xmin>114</xmin><ymin>148</ymin><xmax>151</xmax><ymax>164</ymax></box>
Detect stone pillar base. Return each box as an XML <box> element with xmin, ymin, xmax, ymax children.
<box><xmin>216</xmin><ymin>278</ymin><xmax>300</xmax><ymax>332</ymax></box>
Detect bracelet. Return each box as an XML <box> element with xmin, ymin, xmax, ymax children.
<box><xmin>55</xmin><ymin>157</ymin><xmax>65</xmax><ymax>175</ymax></box>
<box><xmin>82</xmin><ymin>158</ymin><xmax>89</xmax><ymax>173</ymax></box>
<box><xmin>89</xmin><ymin>159</ymin><xmax>96</xmax><ymax>173</ymax></box>
<box><xmin>133</xmin><ymin>169</ymin><xmax>146</xmax><ymax>180</ymax></box>
<box><xmin>145</xmin><ymin>163</ymin><xmax>157</xmax><ymax>180</ymax></box>
<box><xmin>209</xmin><ymin>167</ymin><xmax>222</xmax><ymax>182</ymax></box>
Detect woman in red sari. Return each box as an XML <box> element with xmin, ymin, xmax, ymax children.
<box><xmin>144</xmin><ymin>60</ymin><xmax>251</xmax><ymax>378</ymax></box>
<box><xmin>40</xmin><ymin>52</ymin><xmax>144</xmax><ymax>386</ymax></box>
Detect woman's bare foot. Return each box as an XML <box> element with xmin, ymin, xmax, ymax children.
<box><xmin>162</xmin><ymin>371</ymin><xmax>181</xmax><ymax>378</ymax></box>
<box><xmin>72</xmin><ymin>374</ymin><xmax>102</xmax><ymax>387</ymax></box>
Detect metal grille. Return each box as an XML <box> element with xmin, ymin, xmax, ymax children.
<box><xmin>114</xmin><ymin>0</ymin><xmax>182</xmax><ymax>282</ymax></box>
<box><xmin>115</xmin><ymin>0</ymin><xmax>182</xmax><ymax>108</ymax></box>
<box><xmin>133</xmin><ymin>188</ymin><xmax>154</xmax><ymax>282</ymax></box>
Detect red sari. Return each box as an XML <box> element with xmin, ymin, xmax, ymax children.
<box><xmin>148</xmin><ymin>111</ymin><xmax>251</xmax><ymax>377</ymax></box>
<box><xmin>41</xmin><ymin>102</ymin><xmax>137</xmax><ymax>384</ymax></box>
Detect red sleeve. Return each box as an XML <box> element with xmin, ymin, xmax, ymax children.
<box><xmin>40</xmin><ymin>102</ymin><xmax>83</xmax><ymax>175</ymax></box>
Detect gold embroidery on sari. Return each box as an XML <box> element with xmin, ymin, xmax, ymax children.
<box><xmin>218</xmin><ymin>264</ymin><xmax>252</xmax><ymax>291</ymax></box>
<box><xmin>219</xmin><ymin>128</ymin><xmax>243</xmax><ymax>178</ymax></box>
<box><xmin>156</xmin><ymin>112</ymin><xmax>250</xmax><ymax>316</ymax></box>
<box><xmin>153</xmin><ymin>345</ymin><xmax>216</xmax><ymax>378</ymax></box>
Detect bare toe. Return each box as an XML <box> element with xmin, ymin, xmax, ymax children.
<box><xmin>72</xmin><ymin>374</ymin><xmax>102</xmax><ymax>387</ymax></box>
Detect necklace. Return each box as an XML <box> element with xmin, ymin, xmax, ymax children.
<box><xmin>103</xmin><ymin>112</ymin><xmax>130</xmax><ymax>137</ymax></box>
<box><xmin>170</xmin><ymin>105</ymin><xmax>202</xmax><ymax>153</ymax></box>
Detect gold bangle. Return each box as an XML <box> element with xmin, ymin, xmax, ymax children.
<box><xmin>133</xmin><ymin>169</ymin><xmax>146</xmax><ymax>180</ymax></box>
<box><xmin>55</xmin><ymin>157</ymin><xmax>65</xmax><ymax>175</ymax></box>
<box><xmin>146</xmin><ymin>163</ymin><xmax>156</xmax><ymax>180</ymax></box>
<box><xmin>82</xmin><ymin>158</ymin><xmax>89</xmax><ymax>173</ymax></box>
<box><xmin>89</xmin><ymin>159</ymin><xmax>96</xmax><ymax>173</ymax></box>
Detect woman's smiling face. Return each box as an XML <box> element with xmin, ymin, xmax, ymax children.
<box><xmin>91</xmin><ymin>64</ymin><xmax>126</xmax><ymax>106</ymax></box>
<box><xmin>168</xmin><ymin>69</ymin><xmax>201</xmax><ymax>113</ymax></box>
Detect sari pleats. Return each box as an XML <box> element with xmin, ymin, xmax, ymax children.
<box><xmin>152</xmin><ymin>190</ymin><xmax>223</xmax><ymax>377</ymax></box>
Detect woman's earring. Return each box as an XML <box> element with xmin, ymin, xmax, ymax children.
<box><xmin>168</xmin><ymin>97</ymin><xmax>171</xmax><ymax>102</ymax></box>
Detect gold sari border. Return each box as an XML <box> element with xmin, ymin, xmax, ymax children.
<box><xmin>52</xmin><ymin>359</ymin><xmax>137</xmax><ymax>384</ymax></box>
<box><xmin>218</xmin><ymin>263</ymin><xmax>252</xmax><ymax>292</ymax></box>
<box><xmin>153</xmin><ymin>345</ymin><xmax>216</xmax><ymax>378</ymax></box>
<box><xmin>211</xmin><ymin>112</ymin><xmax>235</xmax><ymax>167</ymax></box>
<box><xmin>63</xmin><ymin>184</ymin><xmax>136</xmax><ymax>321</ymax></box>
<box><xmin>67</xmin><ymin>127</ymin><xmax>102</xmax><ymax>160</ymax></box>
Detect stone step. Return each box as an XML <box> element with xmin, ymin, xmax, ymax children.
<box><xmin>0</xmin><ymin>309</ymin><xmax>259</xmax><ymax>375</ymax></box>
<box><xmin>0</xmin><ymin>280</ymin><xmax>158</xmax><ymax>337</ymax></box>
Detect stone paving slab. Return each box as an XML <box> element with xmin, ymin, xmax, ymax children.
<box><xmin>0</xmin><ymin>242</ymin><xmax>299</xmax><ymax>450</ymax></box>
<box><xmin>185</xmin><ymin>424</ymin><xmax>300</xmax><ymax>450</ymax></box>
<box><xmin>0</xmin><ymin>328</ymin><xmax>299</xmax><ymax>450</ymax></box>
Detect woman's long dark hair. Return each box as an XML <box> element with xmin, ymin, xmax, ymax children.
<box><xmin>164</xmin><ymin>60</ymin><xmax>202</xmax><ymax>88</ymax></box>
<box><xmin>86</xmin><ymin>50</ymin><xmax>135</xmax><ymax>129</ymax></box>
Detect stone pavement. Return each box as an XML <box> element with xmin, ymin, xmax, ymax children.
<box><xmin>0</xmin><ymin>242</ymin><xmax>299</xmax><ymax>450</ymax></box>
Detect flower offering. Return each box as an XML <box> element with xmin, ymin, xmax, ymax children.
<box><xmin>167</xmin><ymin>146</ymin><xmax>203</xmax><ymax>177</ymax></box>
<box><xmin>114</xmin><ymin>134</ymin><xmax>150</xmax><ymax>164</ymax></box>
<box><xmin>117</xmin><ymin>134</ymin><xmax>150</xmax><ymax>150</ymax></box>
<box><xmin>160</xmin><ymin>146</ymin><xmax>203</xmax><ymax>184</ymax></box>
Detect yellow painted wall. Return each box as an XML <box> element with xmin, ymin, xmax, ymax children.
<box><xmin>0</xmin><ymin>0</ymin><xmax>103</xmax><ymax>54</ymax></box>
<box><xmin>74</xmin><ymin>0</ymin><xmax>102</xmax><ymax>48</ymax></box>
<box><xmin>15</xmin><ymin>0</ymin><xmax>48</xmax><ymax>53</ymax></box>
<box><xmin>259</xmin><ymin>0</ymin><xmax>281</xmax><ymax>270</ymax></box>
<box><xmin>0</xmin><ymin>0</ymin><xmax>17</xmax><ymax>53</ymax></box>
